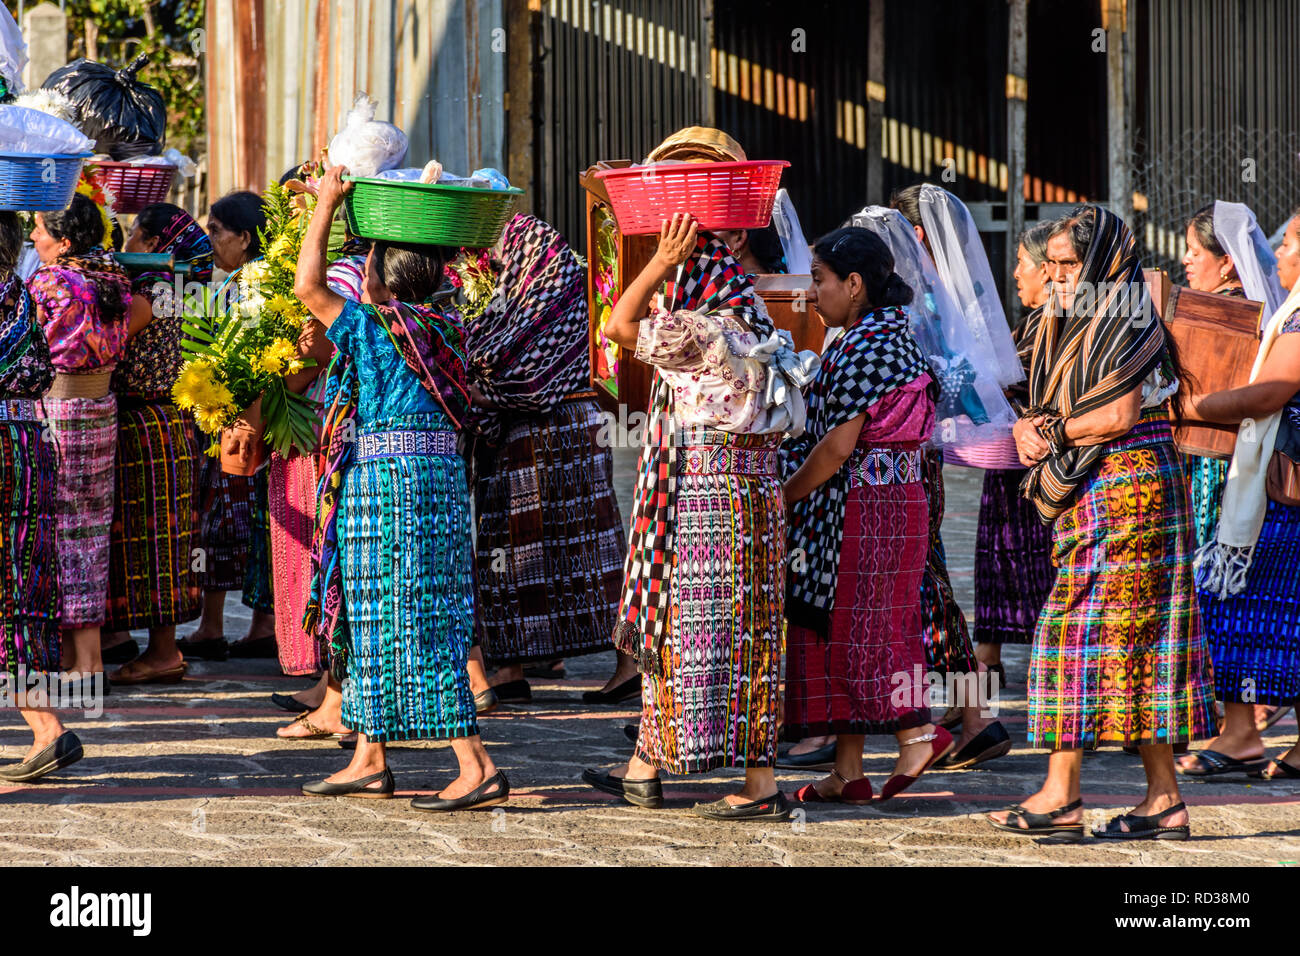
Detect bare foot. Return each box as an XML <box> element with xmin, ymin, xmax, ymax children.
<box><xmin>277</xmin><ymin>708</ymin><xmax>349</xmax><ymax>738</ymax></box>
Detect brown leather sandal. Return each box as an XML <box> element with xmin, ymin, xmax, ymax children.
<box><xmin>109</xmin><ymin>658</ymin><xmax>187</xmax><ymax>685</ymax></box>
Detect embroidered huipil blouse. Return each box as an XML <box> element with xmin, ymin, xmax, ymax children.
<box><xmin>28</xmin><ymin>264</ymin><xmax>130</xmax><ymax>373</ymax></box>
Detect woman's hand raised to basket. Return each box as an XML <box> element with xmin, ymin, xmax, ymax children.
<box><xmin>654</xmin><ymin>213</ymin><xmax>699</xmax><ymax>270</ymax></box>
<box><xmin>293</xmin><ymin>168</ymin><xmax>350</xmax><ymax>328</ymax></box>
<box><xmin>316</xmin><ymin>165</ymin><xmax>355</xmax><ymax>212</ymax></box>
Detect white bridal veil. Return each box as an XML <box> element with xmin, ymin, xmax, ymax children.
<box><xmin>917</xmin><ymin>184</ymin><xmax>1024</xmax><ymax>388</ymax></box>
<box><xmin>850</xmin><ymin>205</ymin><xmax>1016</xmax><ymax>449</ymax></box>
<box><xmin>1212</xmin><ymin>200</ymin><xmax>1286</xmax><ymax>316</ymax></box>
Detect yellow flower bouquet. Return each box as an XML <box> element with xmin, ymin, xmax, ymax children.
<box><xmin>173</xmin><ymin>181</ymin><xmax>321</xmax><ymax>458</ymax></box>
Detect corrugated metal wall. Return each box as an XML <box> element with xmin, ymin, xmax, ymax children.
<box><xmin>710</xmin><ymin>0</ymin><xmax>1107</xmax><ymax>240</ymax></box>
<box><xmin>532</xmin><ymin>0</ymin><xmax>709</xmax><ymax>244</ymax></box>
<box><xmin>208</xmin><ymin>0</ymin><xmax>505</xmax><ymax>202</ymax></box>
<box><xmin>1135</xmin><ymin>0</ymin><xmax>1300</xmax><ymax>275</ymax></box>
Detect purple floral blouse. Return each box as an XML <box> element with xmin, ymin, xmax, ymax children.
<box><xmin>28</xmin><ymin>263</ymin><xmax>131</xmax><ymax>373</ymax></box>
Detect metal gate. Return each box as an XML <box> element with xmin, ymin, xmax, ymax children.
<box><xmin>532</xmin><ymin>0</ymin><xmax>711</xmax><ymax>244</ymax></box>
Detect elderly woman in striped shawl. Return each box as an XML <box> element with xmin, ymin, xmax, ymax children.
<box><xmin>462</xmin><ymin>214</ymin><xmax>627</xmax><ymax>705</ymax></box>
<box><xmin>581</xmin><ymin>213</ymin><xmax>816</xmax><ymax>821</ymax></box>
<box><xmin>987</xmin><ymin>205</ymin><xmax>1217</xmax><ymax>842</ymax></box>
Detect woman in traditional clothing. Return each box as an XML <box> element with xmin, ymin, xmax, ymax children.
<box><xmin>273</xmin><ymin>246</ymin><xmax>373</xmax><ymax>740</ymax></box>
<box><xmin>581</xmin><ymin>213</ymin><xmax>814</xmax><ymax>820</ymax></box>
<box><xmin>987</xmin><ymin>205</ymin><xmax>1216</xmax><ymax>841</ymax></box>
<box><xmin>971</xmin><ymin>222</ymin><xmax>1057</xmax><ymax>679</ymax></box>
<box><xmin>1177</xmin><ymin>202</ymin><xmax>1290</xmax><ymax>736</ymax></box>
<box><xmin>1179</xmin><ymin>207</ymin><xmax>1300</xmax><ymax>781</ymax></box>
<box><xmin>464</xmin><ymin>214</ymin><xmax>627</xmax><ymax>704</ymax></box>
<box><xmin>0</xmin><ymin>211</ymin><xmax>82</xmax><ymax>782</ymax></box>
<box><xmin>101</xmin><ymin>204</ymin><xmax>209</xmax><ymax>682</ymax></box>
<box><xmin>853</xmin><ymin>191</ymin><xmax>1013</xmax><ymax>770</ymax></box>
<box><xmin>293</xmin><ymin>167</ymin><xmax>504</xmax><ymax>808</ymax></box>
<box><xmin>784</xmin><ymin>227</ymin><xmax>952</xmax><ymax>804</ymax></box>
<box><xmin>1179</xmin><ymin>203</ymin><xmax>1286</xmax><ymax>551</ymax></box>
<box><xmin>27</xmin><ymin>194</ymin><xmax>132</xmax><ymax>687</ymax></box>
<box><xmin>176</xmin><ymin>191</ymin><xmax>276</xmax><ymax>661</ymax></box>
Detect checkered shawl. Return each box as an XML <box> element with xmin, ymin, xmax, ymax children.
<box><xmin>613</xmin><ymin>236</ymin><xmax>772</xmax><ymax>675</ymax></box>
<box><xmin>1021</xmin><ymin>207</ymin><xmax>1165</xmax><ymax>523</ymax></box>
<box><xmin>465</xmin><ymin>215</ymin><xmax>589</xmax><ymax>444</ymax></box>
<box><xmin>784</xmin><ymin>306</ymin><xmax>933</xmax><ymax>637</ymax></box>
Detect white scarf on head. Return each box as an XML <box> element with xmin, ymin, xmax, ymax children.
<box><xmin>1194</xmin><ymin>279</ymin><xmax>1300</xmax><ymax>597</ymax></box>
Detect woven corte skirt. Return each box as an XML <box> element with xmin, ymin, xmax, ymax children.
<box><xmin>786</xmin><ymin>463</ymin><xmax>931</xmax><ymax>736</ymax></box>
<box><xmin>0</xmin><ymin>419</ymin><xmax>60</xmax><ymax>673</ymax></box>
<box><xmin>270</xmin><ymin>452</ymin><xmax>324</xmax><ymax>676</ymax></box>
<box><xmin>105</xmin><ymin>397</ymin><xmax>202</xmax><ymax>631</ymax></box>
<box><xmin>635</xmin><ymin>433</ymin><xmax>784</xmax><ymax>774</ymax></box>
<box><xmin>1199</xmin><ymin>498</ymin><xmax>1300</xmax><ymax>706</ymax></box>
<box><xmin>338</xmin><ymin>431</ymin><xmax>477</xmax><ymax>741</ymax></box>
<box><xmin>240</xmin><ymin>468</ymin><xmax>274</xmax><ymax>614</ymax></box>
<box><xmin>1185</xmin><ymin>453</ymin><xmax>1229</xmax><ymax>551</ymax></box>
<box><xmin>46</xmin><ymin>394</ymin><xmax>117</xmax><ymax>628</ymax></box>
<box><xmin>919</xmin><ymin>449</ymin><xmax>976</xmax><ymax>674</ymax></box>
<box><xmin>196</xmin><ymin>455</ymin><xmax>254</xmax><ymax>593</ymax></box>
<box><xmin>973</xmin><ymin>467</ymin><xmax>1056</xmax><ymax>645</ymax></box>
<box><xmin>473</xmin><ymin>395</ymin><xmax>626</xmax><ymax>665</ymax></box>
<box><xmin>1027</xmin><ymin>413</ymin><xmax>1218</xmax><ymax>749</ymax></box>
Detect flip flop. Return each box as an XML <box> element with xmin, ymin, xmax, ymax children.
<box><xmin>1248</xmin><ymin>757</ymin><xmax>1300</xmax><ymax>780</ymax></box>
<box><xmin>1177</xmin><ymin>749</ymin><xmax>1268</xmax><ymax>777</ymax></box>
<box><xmin>109</xmin><ymin>659</ymin><xmax>187</xmax><ymax>685</ymax></box>
<box><xmin>277</xmin><ymin>712</ymin><xmax>348</xmax><ymax>740</ymax></box>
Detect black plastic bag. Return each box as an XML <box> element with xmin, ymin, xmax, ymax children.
<box><xmin>42</xmin><ymin>53</ymin><xmax>166</xmax><ymax>160</ymax></box>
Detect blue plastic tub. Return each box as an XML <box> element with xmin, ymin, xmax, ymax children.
<box><xmin>0</xmin><ymin>152</ymin><xmax>92</xmax><ymax>212</ymax></box>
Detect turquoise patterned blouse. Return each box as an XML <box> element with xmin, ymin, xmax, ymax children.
<box><xmin>325</xmin><ymin>298</ymin><xmax>450</xmax><ymax>430</ymax></box>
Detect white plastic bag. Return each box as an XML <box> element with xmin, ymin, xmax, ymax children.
<box><xmin>131</xmin><ymin>147</ymin><xmax>198</xmax><ymax>177</ymax></box>
<box><xmin>0</xmin><ymin>105</ymin><xmax>95</xmax><ymax>154</ymax></box>
<box><xmin>326</xmin><ymin>94</ymin><xmax>408</xmax><ymax>178</ymax></box>
<box><xmin>1</xmin><ymin>5</ymin><xmax>26</xmax><ymax>95</ymax></box>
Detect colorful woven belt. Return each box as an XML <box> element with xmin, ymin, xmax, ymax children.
<box><xmin>679</xmin><ymin>443</ymin><xmax>779</xmax><ymax>477</ymax></box>
<box><xmin>846</xmin><ymin>447</ymin><xmax>923</xmax><ymax>487</ymax></box>
<box><xmin>0</xmin><ymin>399</ymin><xmax>42</xmax><ymax>423</ymax></box>
<box><xmin>355</xmin><ymin>429</ymin><xmax>458</xmax><ymax>462</ymax></box>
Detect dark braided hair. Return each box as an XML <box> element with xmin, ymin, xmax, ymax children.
<box><xmin>813</xmin><ymin>227</ymin><xmax>913</xmax><ymax>311</ymax></box>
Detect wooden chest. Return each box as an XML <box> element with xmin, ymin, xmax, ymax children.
<box><xmin>1164</xmin><ymin>285</ymin><xmax>1264</xmax><ymax>459</ymax></box>
<box><xmin>583</xmin><ymin>161</ymin><xmax>821</xmax><ymax>417</ymax></box>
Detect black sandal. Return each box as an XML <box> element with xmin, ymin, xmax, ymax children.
<box><xmin>1092</xmin><ymin>801</ymin><xmax>1189</xmax><ymax>841</ymax></box>
<box><xmin>1177</xmin><ymin>749</ymin><xmax>1268</xmax><ymax>777</ymax></box>
<box><xmin>1249</xmin><ymin>758</ymin><xmax>1300</xmax><ymax>780</ymax></box>
<box><xmin>986</xmin><ymin>798</ymin><xmax>1084</xmax><ymax>843</ymax></box>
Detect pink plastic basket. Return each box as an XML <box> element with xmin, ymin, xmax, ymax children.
<box><xmin>942</xmin><ymin>435</ymin><xmax>1025</xmax><ymax>470</ymax></box>
<box><xmin>595</xmin><ymin>160</ymin><xmax>789</xmax><ymax>235</ymax></box>
<box><xmin>88</xmin><ymin>161</ymin><xmax>176</xmax><ymax>214</ymax></box>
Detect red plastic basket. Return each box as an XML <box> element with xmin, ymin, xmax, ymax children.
<box><xmin>88</xmin><ymin>161</ymin><xmax>177</xmax><ymax>214</ymax></box>
<box><xmin>595</xmin><ymin>160</ymin><xmax>789</xmax><ymax>235</ymax></box>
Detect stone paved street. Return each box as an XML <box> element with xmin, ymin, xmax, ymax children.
<box><xmin>2</xmin><ymin>454</ymin><xmax>1298</xmax><ymax>866</ymax></box>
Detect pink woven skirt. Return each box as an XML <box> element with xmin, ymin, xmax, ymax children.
<box><xmin>269</xmin><ymin>452</ymin><xmax>323</xmax><ymax>675</ymax></box>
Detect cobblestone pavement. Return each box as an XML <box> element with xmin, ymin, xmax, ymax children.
<box><xmin>2</xmin><ymin>457</ymin><xmax>1297</xmax><ymax>866</ymax></box>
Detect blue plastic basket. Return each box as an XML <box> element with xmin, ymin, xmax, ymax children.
<box><xmin>0</xmin><ymin>152</ymin><xmax>92</xmax><ymax>212</ymax></box>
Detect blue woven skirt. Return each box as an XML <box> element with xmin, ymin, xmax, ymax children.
<box><xmin>1198</xmin><ymin>498</ymin><xmax>1300</xmax><ymax>706</ymax></box>
<box><xmin>338</xmin><ymin>434</ymin><xmax>478</xmax><ymax>741</ymax></box>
